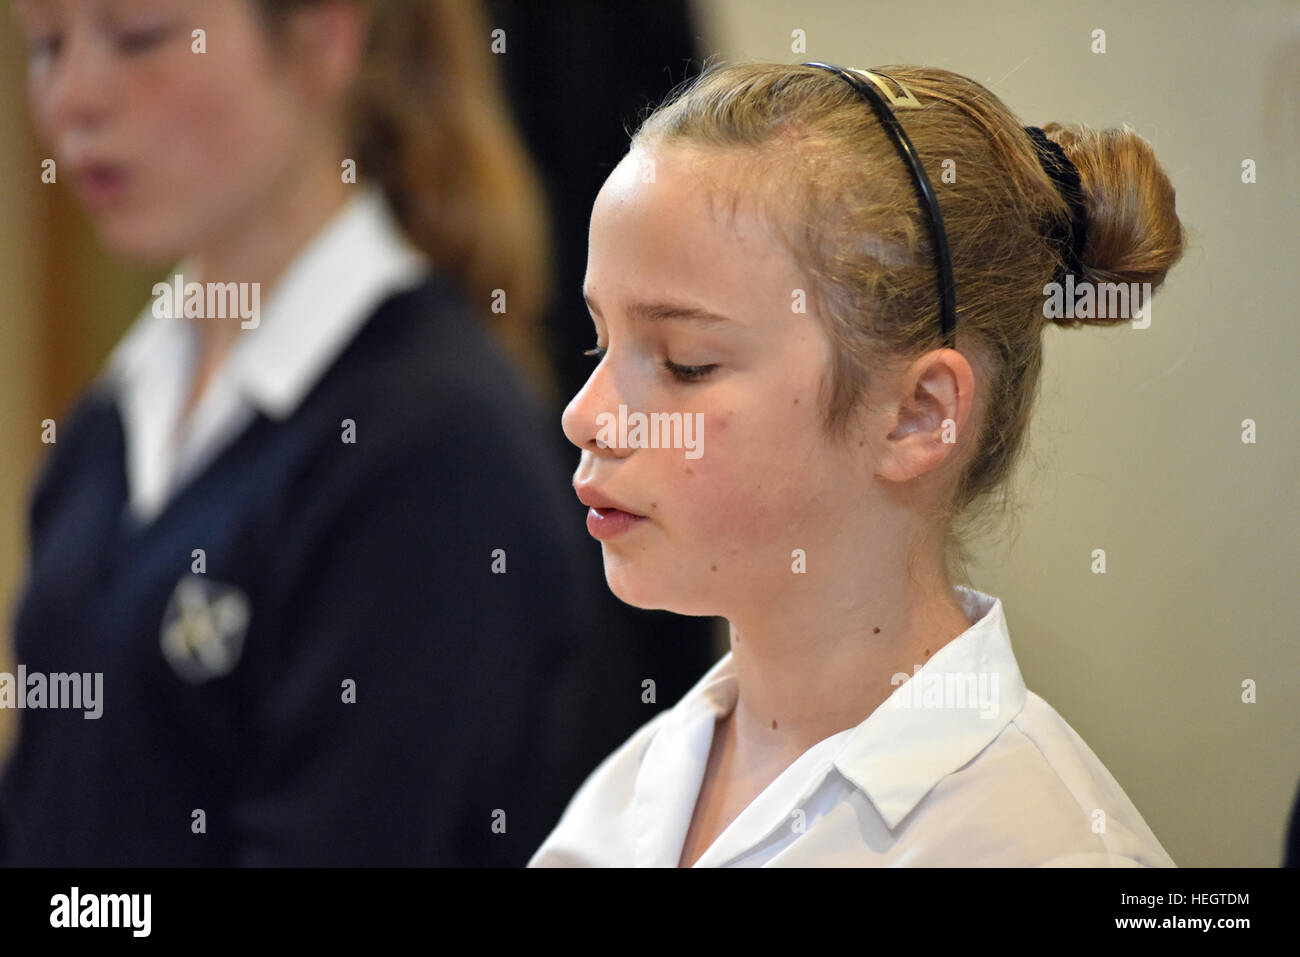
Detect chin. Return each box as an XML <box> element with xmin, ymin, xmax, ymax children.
<box><xmin>93</xmin><ymin>214</ymin><xmax>189</xmax><ymax>265</ymax></box>
<box><xmin>602</xmin><ymin>560</ymin><xmax>661</xmax><ymax>611</ymax></box>
<box><xmin>602</xmin><ymin>555</ymin><xmax>719</xmax><ymax>618</ymax></box>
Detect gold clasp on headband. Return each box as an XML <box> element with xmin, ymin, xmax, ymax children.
<box><xmin>845</xmin><ymin>68</ymin><xmax>922</xmax><ymax>110</ymax></box>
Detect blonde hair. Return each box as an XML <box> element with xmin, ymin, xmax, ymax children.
<box><xmin>631</xmin><ymin>62</ymin><xmax>1187</xmax><ymax>580</ymax></box>
<box><xmin>257</xmin><ymin>0</ymin><xmax>555</xmax><ymax>399</ymax></box>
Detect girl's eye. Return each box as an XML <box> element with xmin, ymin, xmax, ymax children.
<box><xmin>583</xmin><ymin>345</ymin><xmax>715</xmax><ymax>383</ymax></box>
<box><xmin>115</xmin><ymin>25</ymin><xmax>174</xmax><ymax>54</ymax></box>
<box><xmin>663</xmin><ymin>359</ymin><xmax>717</xmax><ymax>383</ymax></box>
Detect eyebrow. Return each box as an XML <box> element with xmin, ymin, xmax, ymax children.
<box><xmin>582</xmin><ymin>288</ymin><xmax>734</xmax><ymax>326</ymax></box>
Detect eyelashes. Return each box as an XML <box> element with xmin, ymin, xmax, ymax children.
<box><xmin>24</xmin><ymin>24</ymin><xmax>175</xmax><ymax>63</ymax></box>
<box><xmin>115</xmin><ymin>26</ymin><xmax>176</xmax><ymax>54</ymax></box>
<box><xmin>661</xmin><ymin>359</ymin><xmax>717</xmax><ymax>383</ymax></box>
<box><xmin>583</xmin><ymin>345</ymin><xmax>717</xmax><ymax>384</ymax></box>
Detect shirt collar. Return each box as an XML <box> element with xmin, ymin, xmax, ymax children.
<box><xmin>666</xmin><ymin>585</ymin><xmax>1027</xmax><ymax>834</ymax></box>
<box><xmin>832</xmin><ymin>586</ymin><xmax>1028</xmax><ymax>829</ymax></box>
<box><xmin>106</xmin><ymin>184</ymin><xmax>429</xmax><ymax>422</ymax></box>
<box><xmin>235</xmin><ymin>185</ymin><xmax>428</xmax><ymax>420</ymax></box>
<box><xmin>103</xmin><ymin>186</ymin><xmax>429</xmax><ymax>524</ymax></box>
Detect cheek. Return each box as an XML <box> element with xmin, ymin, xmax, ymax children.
<box><xmin>126</xmin><ymin>51</ymin><xmax>301</xmax><ymax>242</ymax></box>
<box><xmin>152</xmin><ymin>76</ymin><xmax>294</xmax><ymax>195</ymax></box>
<box><xmin>672</xmin><ymin>401</ymin><xmax>831</xmax><ymax>545</ymax></box>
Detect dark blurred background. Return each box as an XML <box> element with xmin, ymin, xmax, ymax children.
<box><xmin>482</xmin><ymin>0</ymin><xmax>721</xmax><ymax>770</ymax></box>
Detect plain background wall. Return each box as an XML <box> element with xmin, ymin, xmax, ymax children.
<box><xmin>0</xmin><ymin>0</ymin><xmax>1294</xmax><ymax>868</ymax></box>
<box><xmin>690</xmin><ymin>0</ymin><xmax>1300</xmax><ymax>866</ymax></box>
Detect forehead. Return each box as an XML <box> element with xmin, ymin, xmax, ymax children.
<box><xmin>597</xmin><ymin>144</ymin><xmax>779</xmax><ymax>238</ymax></box>
<box><xmin>589</xmin><ymin>144</ymin><xmax>803</xmax><ymax>303</ymax></box>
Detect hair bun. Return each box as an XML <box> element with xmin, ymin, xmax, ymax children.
<box><xmin>1039</xmin><ymin>122</ymin><xmax>1186</xmax><ymax>326</ymax></box>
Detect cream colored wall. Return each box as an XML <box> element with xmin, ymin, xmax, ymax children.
<box><xmin>691</xmin><ymin>0</ymin><xmax>1300</xmax><ymax>866</ymax></box>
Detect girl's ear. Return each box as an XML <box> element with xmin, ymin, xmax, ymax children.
<box><xmin>876</xmin><ymin>349</ymin><xmax>974</xmax><ymax>484</ymax></box>
<box><xmin>281</xmin><ymin>0</ymin><xmax>371</xmax><ymax>105</ymax></box>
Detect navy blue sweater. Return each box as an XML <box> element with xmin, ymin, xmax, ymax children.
<box><xmin>0</xmin><ymin>272</ymin><xmax>617</xmax><ymax>866</ymax></box>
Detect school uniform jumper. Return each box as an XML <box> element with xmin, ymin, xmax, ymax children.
<box><xmin>0</xmin><ymin>188</ymin><xmax>604</xmax><ymax>866</ymax></box>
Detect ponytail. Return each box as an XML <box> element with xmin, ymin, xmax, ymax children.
<box><xmin>258</xmin><ymin>0</ymin><xmax>556</xmax><ymax>400</ymax></box>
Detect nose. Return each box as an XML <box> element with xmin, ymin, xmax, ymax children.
<box><xmin>561</xmin><ymin>354</ymin><xmax>634</xmax><ymax>460</ymax></box>
<box><xmin>32</xmin><ymin>27</ymin><xmax>117</xmax><ymax>147</ymax></box>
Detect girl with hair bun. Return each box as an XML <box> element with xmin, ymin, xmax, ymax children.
<box><xmin>531</xmin><ymin>61</ymin><xmax>1186</xmax><ymax>867</ymax></box>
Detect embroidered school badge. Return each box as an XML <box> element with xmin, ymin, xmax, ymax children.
<box><xmin>159</xmin><ymin>576</ymin><xmax>251</xmax><ymax>684</ymax></box>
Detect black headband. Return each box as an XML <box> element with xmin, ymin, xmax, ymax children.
<box><xmin>803</xmin><ymin>66</ymin><xmax>1093</xmax><ymax>343</ymax></box>
<box><xmin>1023</xmin><ymin>126</ymin><xmax>1089</xmax><ymax>285</ymax></box>
<box><xmin>803</xmin><ymin>62</ymin><xmax>957</xmax><ymax>350</ymax></box>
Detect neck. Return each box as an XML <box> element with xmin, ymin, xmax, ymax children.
<box><xmin>200</xmin><ymin>157</ymin><xmax>350</xmax><ymax>340</ymax></box>
<box><xmin>720</xmin><ymin>540</ymin><xmax>972</xmax><ymax>781</ymax></box>
<box><xmin>181</xmin><ymin>156</ymin><xmax>352</xmax><ymax>412</ymax></box>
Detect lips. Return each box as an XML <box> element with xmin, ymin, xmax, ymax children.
<box><xmin>71</xmin><ymin>161</ymin><xmax>129</xmax><ymax>207</ymax></box>
<box><xmin>574</xmin><ymin>484</ymin><xmax>644</xmax><ymax>516</ymax></box>
<box><xmin>574</xmin><ymin>483</ymin><xmax>648</xmax><ymax>541</ymax></box>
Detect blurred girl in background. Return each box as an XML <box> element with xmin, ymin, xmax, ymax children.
<box><xmin>3</xmin><ymin>0</ymin><xmax>597</xmax><ymax>865</ymax></box>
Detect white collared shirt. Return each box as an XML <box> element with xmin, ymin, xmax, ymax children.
<box><xmin>105</xmin><ymin>186</ymin><xmax>429</xmax><ymax>524</ymax></box>
<box><xmin>529</xmin><ymin>585</ymin><xmax>1176</xmax><ymax>867</ymax></box>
